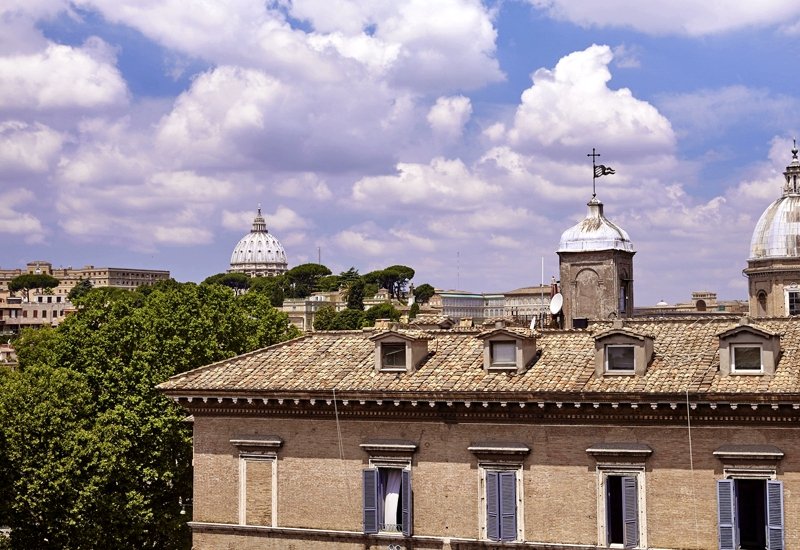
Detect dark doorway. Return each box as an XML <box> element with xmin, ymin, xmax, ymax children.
<box><xmin>736</xmin><ymin>479</ymin><xmax>766</xmax><ymax>550</ymax></box>
<box><xmin>606</xmin><ymin>475</ymin><xmax>624</xmax><ymax>544</ymax></box>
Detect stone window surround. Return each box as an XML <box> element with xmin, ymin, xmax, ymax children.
<box><xmin>718</xmin><ymin>323</ymin><xmax>780</xmax><ymax>377</ymax></box>
<box><xmin>477</xmin><ymin>328</ymin><xmax>537</xmax><ymax>374</ymax></box>
<box><xmin>231</xmin><ymin>436</ymin><xmax>282</xmax><ymax>528</ymax></box>
<box><xmin>593</xmin><ymin>325</ymin><xmax>653</xmax><ymax>377</ymax></box>
<box><xmin>368</xmin><ymin>331</ymin><xmax>430</xmax><ymax>374</ymax></box>
<box><xmin>469</xmin><ymin>442</ymin><xmax>529</xmax><ymax>542</ymax></box>
<box><xmin>587</xmin><ymin>443</ymin><xmax>652</xmax><ymax>549</ymax></box>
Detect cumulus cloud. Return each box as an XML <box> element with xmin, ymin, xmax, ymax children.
<box><xmin>0</xmin><ymin>39</ymin><xmax>128</xmax><ymax>111</ymax></box>
<box><xmin>0</xmin><ymin>121</ymin><xmax>63</xmax><ymax>174</ymax></box>
<box><xmin>275</xmin><ymin>173</ymin><xmax>333</xmax><ymax>201</ymax></box>
<box><xmin>0</xmin><ymin>189</ymin><xmax>45</xmax><ymax>242</ymax></box>
<box><xmin>528</xmin><ymin>0</ymin><xmax>800</xmax><ymax>36</ymax></box>
<box><xmin>506</xmin><ymin>44</ymin><xmax>675</xmax><ymax>156</ymax></box>
<box><xmin>427</xmin><ymin>95</ymin><xmax>472</xmax><ymax>140</ymax></box>
<box><xmin>333</xmin><ymin>229</ymin><xmax>386</xmax><ymax>256</ymax></box>
<box><xmin>351</xmin><ymin>157</ymin><xmax>500</xmax><ymax>210</ymax></box>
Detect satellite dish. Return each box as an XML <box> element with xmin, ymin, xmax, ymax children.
<box><xmin>549</xmin><ymin>293</ymin><xmax>563</xmax><ymax>315</ymax></box>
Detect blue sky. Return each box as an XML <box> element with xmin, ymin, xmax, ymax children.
<box><xmin>2</xmin><ymin>1</ymin><xmax>800</xmax><ymax>305</ymax></box>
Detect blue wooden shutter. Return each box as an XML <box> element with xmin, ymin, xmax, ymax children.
<box><xmin>621</xmin><ymin>476</ymin><xmax>638</xmax><ymax>549</ymax></box>
<box><xmin>717</xmin><ymin>479</ymin><xmax>736</xmax><ymax>550</ymax></box>
<box><xmin>486</xmin><ymin>471</ymin><xmax>500</xmax><ymax>541</ymax></box>
<box><xmin>499</xmin><ymin>471</ymin><xmax>517</xmax><ymax>541</ymax></box>
<box><xmin>401</xmin><ymin>469</ymin><xmax>412</xmax><ymax>536</ymax></box>
<box><xmin>363</xmin><ymin>469</ymin><xmax>379</xmax><ymax>534</ymax></box>
<box><xmin>766</xmin><ymin>480</ymin><xmax>784</xmax><ymax>550</ymax></box>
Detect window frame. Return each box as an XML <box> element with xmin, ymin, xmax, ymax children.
<box><xmin>605</xmin><ymin>344</ymin><xmax>636</xmax><ymax>373</ymax></box>
<box><xmin>786</xmin><ymin>288</ymin><xmax>800</xmax><ymax>316</ymax></box>
<box><xmin>717</xmin><ymin>468</ymin><xmax>782</xmax><ymax>550</ymax></box>
<box><xmin>730</xmin><ymin>344</ymin><xmax>763</xmax><ymax>374</ymax></box>
<box><xmin>238</xmin><ymin>453</ymin><xmax>277</xmax><ymax>527</ymax></box>
<box><xmin>478</xmin><ymin>462</ymin><xmax>524</xmax><ymax>542</ymax></box>
<box><xmin>380</xmin><ymin>342</ymin><xmax>407</xmax><ymax>372</ymax></box>
<box><xmin>595</xmin><ymin>464</ymin><xmax>647</xmax><ymax>549</ymax></box>
<box><xmin>490</xmin><ymin>340</ymin><xmax>517</xmax><ymax>369</ymax></box>
<box><xmin>364</xmin><ymin>458</ymin><xmax>412</xmax><ymax>536</ymax></box>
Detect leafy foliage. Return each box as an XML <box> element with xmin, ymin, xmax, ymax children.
<box><xmin>67</xmin><ymin>278</ymin><xmax>93</xmax><ymax>302</ymax></box>
<box><xmin>409</xmin><ymin>302</ymin><xmax>420</xmax><ymax>319</ymax></box>
<box><xmin>312</xmin><ymin>304</ymin><xmax>336</xmax><ymax>331</ymax></box>
<box><xmin>363</xmin><ymin>265</ymin><xmax>415</xmax><ymax>301</ymax></box>
<box><xmin>413</xmin><ymin>283</ymin><xmax>435</xmax><ymax>304</ymax></box>
<box><xmin>345</xmin><ymin>278</ymin><xmax>365</xmax><ymax>310</ymax></box>
<box><xmin>7</xmin><ymin>274</ymin><xmax>59</xmax><ymax>301</ymax></box>
<box><xmin>248</xmin><ymin>275</ymin><xmax>285</xmax><ymax>307</ymax></box>
<box><xmin>0</xmin><ymin>282</ymin><xmax>299</xmax><ymax>549</ymax></box>
<box><xmin>364</xmin><ymin>302</ymin><xmax>401</xmax><ymax>326</ymax></box>
<box><xmin>284</xmin><ymin>264</ymin><xmax>332</xmax><ymax>298</ymax></box>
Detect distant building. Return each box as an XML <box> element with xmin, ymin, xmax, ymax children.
<box><xmin>0</xmin><ymin>260</ymin><xmax>170</xmax><ymax>300</ymax></box>
<box><xmin>635</xmin><ymin>291</ymin><xmax>748</xmax><ymax>317</ymax></box>
<box><xmin>228</xmin><ymin>207</ymin><xmax>289</xmax><ymax>277</ymax></box>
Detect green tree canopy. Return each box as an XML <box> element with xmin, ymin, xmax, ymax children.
<box><xmin>284</xmin><ymin>263</ymin><xmax>332</xmax><ymax>298</ymax></box>
<box><xmin>333</xmin><ymin>308</ymin><xmax>365</xmax><ymax>330</ymax></box>
<box><xmin>363</xmin><ymin>265</ymin><xmax>415</xmax><ymax>301</ymax></box>
<box><xmin>0</xmin><ymin>282</ymin><xmax>299</xmax><ymax>549</ymax></box>
<box><xmin>248</xmin><ymin>275</ymin><xmax>285</xmax><ymax>307</ymax></box>
<box><xmin>345</xmin><ymin>278</ymin><xmax>365</xmax><ymax>310</ymax></box>
<box><xmin>8</xmin><ymin>273</ymin><xmax>59</xmax><ymax>300</ymax></box>
<box><xmin>413</xmin><ymin>283</ymin><xmax>435</xmax><ymax>304</ymax></box>
<box><xmin>312</xmin><ymin>304</ymin><xmax>336</xmax><ymax>331</ymax></box>
<box><xmin>364</xmin><ymin>302</ymin><xmax>401</xmax><ymax>326</ymax></box>
<box><xmin>67</xmin><ymin>278</ymin><xmax>93</xmax><ymax>302</ymax></box>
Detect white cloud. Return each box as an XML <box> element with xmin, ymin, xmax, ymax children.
<box><xmin>612</xmin><ymin>44</ymin><xmax>641</xmax><ymax>68</ymax></box>
<box><xmin>528</xmin><ymin>0</ymin><xmax>800</xmax><ymax>36</ymax></box>
<box><xmin>427</xmin><ymin>95</ymin><xmax>472</xmax><ymax>140</ymax></box>
<box><xmin>352</xmin><ymin>157</ymin><xmax>499</xmax><ymax>210</ymax></box>
<box><xmin>0</xmin><ymin>39</ymin><xmax>128</xmax><ymax>110</ymax></box>
<box><xmin>506</xmin><ymin>44</ymin><xmax>675</xmax><ymax>156</ymax></box>
<box><xmin>388</xmin><ymin>228</ymin><xmax>436</xmax><ymax>252</ymax></box>
<box><xmin>0</xmin><ymin>189</ymin><xmax>45</xmax><ymax>242</ymax></box>
<box><xmin>275</xmin><ymin>173</ymin><xmax>333</xmax><ymax>201</ymax></box>
<box><xmin>0</xmin><ymin>121</ymin><xmax>63</xmax><ymax>174</ymax></box>
<box><xmin>333</xmin><ymin>229</ymin><xmax>386</xmax><ymax>255</ymax></box>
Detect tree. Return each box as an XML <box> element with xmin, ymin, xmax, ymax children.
<box><xmin>409</xmin><ymin>302</ymin><xmax>420</xmax><ymax>319</ymax></box>
<box><xmin>313</xmin><ymin>304</ymin><xmax>336</xmax><ymax>331</ymax></box>
<box><xmin>7</xmin><ymin>273</ymin><xmax>59</xmax><ymax>301</ymax></box>
<box><xmin>364</xmin><ymin>303</ymin><xmax>401</xmax><ymax>326</ymax></box>
<box><xmin>345</xmin><ymin>278</ymin><xmax>365</xmax><ymax>310</ymax></box>
<box><xmin>363</xmin><ymin>265</ymin><xmax>415</xmax><ymax>301</ymax></box>
<box><xmin>284</xmin><ymin>264</ymin><xmax>332</xmax><ymax>298</ymax></box>
<box><xmin>0</xmin><ymin>282</ymin><xmax>299</xmax><ymax>549</ymax></box>
<box><xmin>201</xmin><ymin>273</ymin><xmax>250</xmax><ymax>295</ymax></box>
<box><xmin>248</xmin><ymin>275</ymin><xmax>285</xmax><ymax>307</ymax></box>
<box><xmin>68</xmin><ymin>278</ymin><xmax>93</xmax><ymax>302</ymax></box>
<box><xmin>337</xmin><ymin>267</ymin><xmax>360</xmax><ymax>286</ymax></box>
<box><xmin>332</xmin><ymin>308</ymin><xmax>365</xmax><ymax>330</ymax></box>
<box><xmin>413</xmin><ymin>283</ymin><xmax>435</xmax><ymax>305</ymax></box>
<box><xmin>315</xmin><ymin>275</ymin><xmax>341</xmax><ymax>292</ymax></box>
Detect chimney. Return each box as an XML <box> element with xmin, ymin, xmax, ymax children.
<box><xmin>374</xmin><ymin>318</ymin><xmax>392</xmax><ymax>330</ymax></box>
<box><xmin>459</xmin><ymin>317</ymin><xmax>474</xmax><ymax>328</ymax></box>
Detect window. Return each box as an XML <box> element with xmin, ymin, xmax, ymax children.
<box><xmin>606</xmin><ymin>345</ymin><xmax>635</xmax><ymax>372</ymax></box>
<box><xmin>483</xmin><ymin>469</ymin><xmax>519</xmax><ymax>541</ymax></box>
<box><xmin>239</xmin><ymin>455</ymin><xmax>276</xmax><ymax>526</ymax></box>
<box><xmin>731</xmin><ymin>345</ymin><xmax>762</xmax><ymax>372</ymax></box>
<box><xmin>490</xmin><ymin>341</ymin><xmax>516</xmax><ymax>368</ymax></box>
<box><xmin>788</xmin><ymin>290</ymin><xmax>800</xmax><ymax>315</ymax></box>
<box><xmin>363</xmin><ymin>466</ymin><xmax>411</xmax><ymax>535</ymax></box>
<box><xmin>717</xmin><ymin>479</ymin><xmax>783</xmax><ymax>550</ymax></box>
<box><xmin>596</xmin><ymin>467</ymin><xmax>646</xmax><ymax>549</ymax></box>
<box><xmin>381</xmin><ymin>343</ymin><xmax>406</xmax><ymax>370</ymax></box>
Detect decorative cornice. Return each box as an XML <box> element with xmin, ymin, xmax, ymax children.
<box><xmin>713</xmin><ymin>444</ymin><xmax>784</xmax><ymax>461</ymax></box>
<box><xmin>586</xmin><ymin>442</ymin><xmax>653</xmax><ymax>459</ymax></box>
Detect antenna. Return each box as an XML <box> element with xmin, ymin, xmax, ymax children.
<box><xmin>318</xmin><ymin>247</ymin><xmax>321</xmax><ymax>265</ymax></box>
<box><xmin>457</xmin><ymin>250</ymin><xmax>460</xmax><ymax>289</ymax></box>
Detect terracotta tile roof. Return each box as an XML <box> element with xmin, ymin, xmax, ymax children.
<box><xmin>158</xmin><ymin>318</ymin><xmax>800</xmax><ymax>399</ymax></box>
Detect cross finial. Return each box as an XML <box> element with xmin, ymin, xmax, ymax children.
<box><xmin>587</xmin><ymin>148</ymin><xmax>601</xmax><ymax>198</ymax></box>
<box><xmin>257</xmin><ymin>203</ymin><xmax>262</xmax><ymax>215</ymax></box>
<box><xmin>793</xmin><ymin>138</ymin><xmax>798</xmax><ymax>161</ymax></box>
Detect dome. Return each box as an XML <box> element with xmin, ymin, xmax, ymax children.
<box><xmin>558</xmin><ymin>198</ymin><xmax>634</xmax><ymax>253</ymax></box>
<box><xmin>750</xmin><ymin>146</ymin><xmax>800</xmax><ymax>260</ymax></box>
<box><xmin>228</xmin><ymin>207</ymin><xmax>289</xmax><ymax>276</ymax></box>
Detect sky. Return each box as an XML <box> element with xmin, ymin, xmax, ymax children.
<box><xmin>2</xmin><ymin>1</ymin><xmax>800</xmax><ymax>305</ymax></box>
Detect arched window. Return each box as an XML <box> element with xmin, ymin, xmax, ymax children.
<box><xmin>757</xmin><ymin>291</ymin><xmax>767</xmax><ymax>317</ymax></box>
<box><xmin>696</xmin><ymin>299</ymin><xmax>707</xmax><ymax>312</ymax></box>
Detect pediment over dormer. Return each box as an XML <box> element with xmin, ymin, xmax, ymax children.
<box><xmin>718</xmin><ymin>321</ymin><xmax>780</xmax><ymax>376</ymax></box>
<box><xmin>593</xmin><ymin>327</ymin><xmax>653</xmax><ymax>377</ymax></box>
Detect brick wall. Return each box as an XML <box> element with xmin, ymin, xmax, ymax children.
<box><xmin>191</xmin><ymin>413</ymin><xmax>800</xmax><ymax>549</ymax></box>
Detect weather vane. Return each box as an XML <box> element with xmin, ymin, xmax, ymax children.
<box><xmin>587</xmin><ymin>147</ymin><xmax>615</xmax><ymax>198</ymax></box>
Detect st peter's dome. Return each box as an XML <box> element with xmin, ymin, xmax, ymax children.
<box><xmin>228</xmin><ymin>207</ymin><xmax>289</xmax><ymax>277</ymax></box>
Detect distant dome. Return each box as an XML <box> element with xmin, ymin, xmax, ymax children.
<box><xmin>750</xmin><ymin>147</ymin><xmax>800</xmax><ymax>259</ymax></box>
<box><xmin>558</xmin><ymin>198</ymin><xmax>634</xmax><ymax>253</ymax></box>
<box><xmin>656</xmin><ymin>299</ymin><xmax>669</xmax><ymax>306</ymax></box>
<box><xmin>228</xmin><ymin>207</ymin><xmax>288</xmax><ymax>277</ymax></box>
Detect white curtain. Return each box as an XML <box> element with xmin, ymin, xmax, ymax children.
<box><xmin>383</xmin><ymin>469</ymin><xmax>402</xmax><ymax>530</ymax></box>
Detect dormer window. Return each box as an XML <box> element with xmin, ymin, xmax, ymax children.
<box><xmin>490</xmin><ymin>341</ymin><xmax>516</xmax><ymax>368</ymax></box>
<box><xmin>381</xmin><ymin>343</ymin><xmax>406</xmax><ymax>371</ymax></box>
<box><xmin>731</xmin><ymin>344</ymin><xmax>762</xmax><ymax>373</ymax></box>
<box><xmin>593</xmin><ymin>324</ymin><xmax>653</xmax><ymax>377</ymax></box>
<box><xmin>718</xmin><ymin>322</ymin><xmax>779</xmax><ymax>377</ymax></box>
<box><xmin>605</xmin><ymin>345</ymin><xmax>635</xmax><ymax>372</ymax></box>
<box><xmin>369</xmin><ymin>331</ymin><xmax>431</xmax><ymax>373</ymax></box>
<box><xmin>477</xmin><ymin>327</ymin><xmax>537</xmax><ymax>373</ymax></box>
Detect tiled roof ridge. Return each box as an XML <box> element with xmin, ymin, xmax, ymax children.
<box><xmin>157</xmin><ymin>334</ymin><xmax>312</xmax><ymax>387</ymax></box>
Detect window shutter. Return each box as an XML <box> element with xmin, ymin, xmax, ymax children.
<box><xmin>717</xmin><ymin>479</ymin><xmax>736</xmax><ymax>550</ymax></box>
<box><xmin>485</xmin><ymin>471</ymin><xmax>500</xmax><ymax>541</ymax></box>
<box><xmin>363</xmin><ymin>469</ymin><xmax>379</xmax><ymax>534</ymax></box>
<box><xmin>621</xmin><ymin>476</ymin><xmax>639</xmax><ymax>549</ymax></box>
<box><xmin>766</xmin><ymin>480</ymin><xmax>784</xmax><ymax>550</ymax></box>
<box><xmin>499</xmin><ymin>471</ymin><xmax>517</xmax><ymax>541</ymax></box>
<box><xmin>401</xmin><ymin>469</ymin><xmax>413</xmax><ymax>536</ymax></box>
